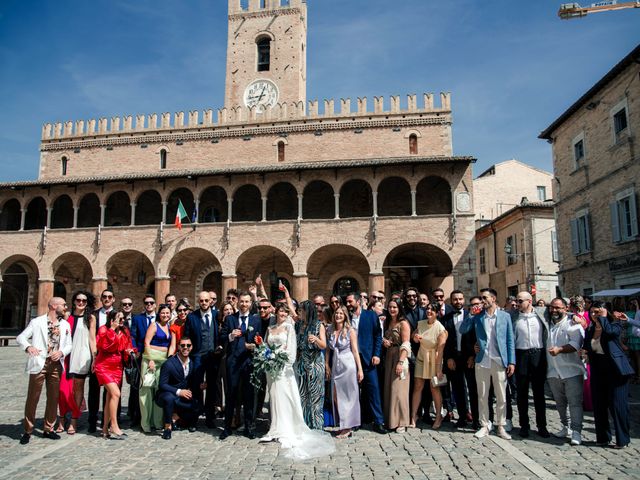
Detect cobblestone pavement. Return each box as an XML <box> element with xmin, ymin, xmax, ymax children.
<box><xmin>1</xmin><ymin>344</ymin><xmax>639</xmax><ymax>480</ymax></box>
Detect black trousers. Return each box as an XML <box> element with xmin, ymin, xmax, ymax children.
<box><xmin>127</xmin><ymin>356</ymin><xmax>141</xmax><ymax>425</ymax></box>
<box><xmin>515</xmin><ymin>348</ymin><xmax>547</xmax><ymax>430</ymax></box>
<box><xmin>224</xmin><ymin>367</ymin><xmax>255</xmax><ymax>431</ymax></box>
<box><xmin>591</xmin><ymin>354</ymin><xmax>630</xmax><ymax>446</ymax></box>
<box><xmin>446</xmin><ymin>351</ymin><xmax>478</xmax><ymax>422</ymax></box>
<box><xmin>194</xmin><ymin>351</ymin><xmax>221</xmax><ymax>422</ymax></box>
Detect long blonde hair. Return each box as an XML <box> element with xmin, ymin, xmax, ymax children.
<box><xmin>331</xmin><ymin>305</ymin><xmax>351</xmax><ymax>339</ymax></box>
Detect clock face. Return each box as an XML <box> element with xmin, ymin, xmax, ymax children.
<box><xmin>244</xmin><ymin>79</ymin><xmax>279</xmax><ymax>112</ymax></box>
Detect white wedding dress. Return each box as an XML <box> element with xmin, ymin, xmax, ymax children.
<box><xmin>260</xmin><ymin>322</ymin><xmax>335</xmax><ymax>460</ymax></box>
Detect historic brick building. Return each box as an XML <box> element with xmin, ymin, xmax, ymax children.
<box><xmin>540</xmin><ymin>44</ymin><xmax>640</xmax><ymax>296</ymax></box>
<box><xmin>0</xmin><ymin>0</ymin><xmax>476</xmax><ymax>331</ymax></box>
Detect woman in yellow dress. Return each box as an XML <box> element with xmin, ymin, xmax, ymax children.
<box><xmin>410</xmin><ymin>303</ymin><xmax>448</xmax><ymax>429</ymax></box>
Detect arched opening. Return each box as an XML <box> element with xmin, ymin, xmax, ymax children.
<box><xmin>61</xmin><ymin>156</ymin><xmax>69</xmax><ymax>176</ymax></box>
<box><xmin>232</xmin><ymin>185</ymin><xmax>261</xmax><ymax>222</ymax></box>
<box><xmin>106</xmin><ymin>250</ymin><xmax>155</xmax><ymax>302</ymax></box>
<box><xmin>135</xmin><ymin>190</ymin><xmax>162</xmax><ymax>226</ymax></box>
<box><xmin>257</xmin><ymin>36</ymin><xmax>271</xmax><ymax>72</ymax></box>
<box><xmin>307</xmin><ymin>244</ymin><xmax>370</xmax><ymax>299</ymax></box>
<box><xmin>52</xmin><ymin>252</ymin><xmax>94</xmax><ymax>298</ymax></box>
<box><xmin>24</xmin><ymin>197</ymin><xmax>47</xmax><ymax>230</ymax></box>
<box><xmin>0</xmin><ymin>256</ymin><xmax>39</xmax><ymax>331</ymax></box>
<box><xmin>267</xmin><ymin>182</ymin><xmax>297</xmax><ymax>221</ymax></box>
<box><xmin>416</xmin><ymin>176</ymin><xmax>451</xmax><ymax>215</ymax></box>
<box><xmin>236</xmin><ymin>246</ymin><xmax>294</xmax><ymax>301</ymax></box>
<box><xmin>199</xmin><ymin>186</ymin><xmax>228</xmax><ymax>223</ymax></box>
<box><xmin>51</xmin><ymin>195</ymin><xmax>74</xmax><ymax>229</ymax></box>
<box><xmin>378</xmin><ymin>177</ymin><xmax>412</xmax><ymax>217</ymax></box>
<box><xmin>160</xmin><ymin>149</ymin><xmax>167</xmax><ymax>170</ymax></box>
<box><xmin>167</xmin><ymin>188</ymin><xmax>195</xmax><ymax>227</ymax></box>
<box><xmin>277</xmin><ymin>141</ymin><xmax>285</xmax><ymax>162</ymax></box>
<box><xmin>333</xmin><ymin>277</ymin><xmax>360</xmax><ymax>299</ymax></box>
<box><xmin>77</xmin><ymin>193</ymin><xmax>101</xmax><ymax>228</ymax></box>
<box><xmin>202</xmin><ymin>271</ymin><xmax>223</xmax><ymax>298</ymax></box>
<box><xmin>169</xmin><ymin>248</ymin><xmax>223</xmax><ymax>302</ymax></box>
<box><xmin>409</xmin><ymin>134</ymin><xmax>418</xmax><ymax>155</ymax></box>
<box><xmin>0</xmin><ymin>199</ymin><xmax>21</xmax><ymax>231</ymax></box>
<box><xmin>104</xmin><ymin>191</ymin><xmax>131</xmax><ymax>227</ymax></box>
<box><xmin>339</xmin><ymin>179</ymin><xmax>373</xmax><ymax>218</ymax></box>
<box><xmin>303</xmin><ymin>181</ymin><xmax>334</xmax><ymax>219</ymax></box>
<box><xmin>383</xmin><ymin>242</ymin><xmax>453</xmax><ymax>295</ymax></box>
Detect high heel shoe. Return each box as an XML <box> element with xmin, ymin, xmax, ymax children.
<box><xmin>432</xmin><ymin>416</ymin><xmax>443</xmax><ymax>430</ymax></box>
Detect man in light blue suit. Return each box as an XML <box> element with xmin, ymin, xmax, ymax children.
<box><xmin>460</xmin><ymin>288</ymin><xmax>515</xmax><ymax>440</ymax></box>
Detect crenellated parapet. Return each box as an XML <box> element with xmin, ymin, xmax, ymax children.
<box><xmin>42</xmin><ymin>92</ymin><xmax>452</xmax><ymax>141</ymax></box>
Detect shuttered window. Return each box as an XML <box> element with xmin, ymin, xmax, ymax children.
<box><xmin>570</xmin><ymin>210</ymin><xmax>591</xmax><ymax>255</ymax></box>
<box><xmin>610</xmin><ymin>188</ymin><xmax>638</xmax><ymax>243</ymax></box>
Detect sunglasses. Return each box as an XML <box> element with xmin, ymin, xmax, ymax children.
<box><xmin>211</xmin><ymin>298</ymin><xmax>217</xmax><ymax>302</ymax></box>
<box><xmin>179</xmin><ymin>344</ymin><xmax>192</xmax><ymax>349</ymax></box>
<box><xmin>516</xmin><ymin>299</ymin><xmax>527</xmax><ymax>303</ymax></box>
<box><xmin>258</xmin><ymin>306</ymin><xmax>270</xmax><ymax>310</ymax></box>
<box><xmin>102</xmin><ymin>295</ymin><xmax>113</xmax><ymax>299</ymax></box>
<box><xmin>371</xmin><ymin>295</ymin><xmax>383</xmax><ymax>300</ymax></box>
<box><xmin>177</xmin><ymin>308</ymin><xmax>187</xmax><ymax>313</ymax></box>
<box><xmin>121</xmin><ymin>302</ymin><xmax>132</xmax><ymax>307</ymax></box>
<box><xmin>405</xmin><ymin>294</ymin><xmax>417</xmax><ymax>298</ymax></box>
<box><xmin>75</xmin><ymin>298</ymin><xmax>87</xmax><ymax>303</ymax></box>
<box><xmin>144</xmin><ymin>301</ymin><xmax>156</xmax><ymax>305</ymax></box>
<box><xmin>481</xmin><ymin>296</ymin><xmax>492</xmax><ymax>300</ymax></box>
<box><xmin>434</xmin><ymin>296</ymin><xmax>444</xmax><ymax>300</ymax></box>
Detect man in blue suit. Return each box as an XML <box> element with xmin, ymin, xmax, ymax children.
<box><xmin>156</xmin><ymin>335</ymin><xmax>201</xmax><ymax>440</ymax></box>
<box><xmin>460</xmin><ymin>288</ymin><xmax>515</xmax><ymax>440</ymax></box>
<box><xmin>346</xmin><ymin>293</ymin><xmax>387</xmax><ymax>434</ymax></box>
<box><xmin>183</xmin><ymin>291</ymin><xmax>221</xmax><ymax>429</ymax></box>
<box><xmin>219</xmin><ymin>291</ymin><xmax>261</xmax><ymax>440</ymax></box>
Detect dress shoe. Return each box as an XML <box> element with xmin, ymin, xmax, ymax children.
<box><xmin>42</xmin><ymin>430</ymin><xmax>61</xmax><ymax>440</ymax></box>
<box><xmin>537</xmin><ymin>427</ymin><xmax>551</xmax><ymax>438</ymax></box>
<box><xmin>455</xmin><ymin>419</ymin><xmax>468</xmax><ymax>429</ymax></box>
<box><xmin>519</xmin><ymin>427</ymin><xmax>530</xmax><ymax>438</ymax></box>
<box><xmin>471</xmin><ymin>421</ymin><xmax>481</xmax><ymax>430</ymax></box>
<box><xmin>219</xmin><ymin>429</ymin><xmax>232</xmax><ymax>440</ymax></box>
<box><xmin>162</xmin><ymin>429</ymin><xmax>172</xmax><ymax>440</ymax></box>
<box><xmin>244</xmin><ymin>429</ymin><xmax>256</xmax><ymax>440</ymax></box>
<box><xmin>19</xmin><ymin>433</ymin><xmax>30</xmax><ymax>445</ymax></box>
<box><xmin>205</xmin><ymin>419</ymin><xmax>216</xmax><ymax>429</ymax></box>
<box><xmin>188</xmin><ymin>426</ymin><xmax>197</xmax><ymax>433</ymax></box>
<box><xmin>88</xmin><ymin>424</ymin><xmax>97</xmax><ymax>434</ymax></box>
<box><xmin>372</xmin><ymin>423</ymin><xmax>388</xmax><ymax>434</ymax></box>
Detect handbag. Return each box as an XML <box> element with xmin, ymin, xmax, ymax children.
<box><xmin>142</xmin><ymin>370</ymin><xmax>156</xmax><ymax>388</ymax></box>
<box><xmin>124</xmin><ymin>356</ymin><xmax>140</xmax><ymax>387</ymax></box>
<box><xmin>430</xmin><ymin>373</ymin><xmax>448</xmax><ymax>388</ymax></box>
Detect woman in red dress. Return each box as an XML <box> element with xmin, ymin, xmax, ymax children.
<box><xmin>94</xmin><ymin>310</ymin><xmax>134</xmax><ymax>439</ymax></box>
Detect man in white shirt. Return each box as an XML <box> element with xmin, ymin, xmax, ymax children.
<box><xmin>512</xmin><ymin>291</ymin><xmax>550</xmax><ymax>438</ymax></box>
<box><xmin>546</xmin><ymin>297</ymin><xmax>585</xmax><ymax>446</ymax></box>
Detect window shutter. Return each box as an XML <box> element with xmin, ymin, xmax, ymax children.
<box><xmin>630</xmin><ymin>192</ymin><xmax>639</xmax><ymax>238</ymax></box>
<box><xmin>570</xmin><ymin>218</ymin><xmax>579</xmax><ymax>255</ymax></box>
<box><xmin>610</xmin><ymin>201</ymin><xmax>621</xmax><ymax>243</ymax></box>
<box><xmin>584</xmin><ymin>213</ymin><xmax>592</xmax><ymax>252</ymax></box>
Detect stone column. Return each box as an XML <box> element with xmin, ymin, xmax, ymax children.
<box><xmin>91</xmin><ymin>277</ymin><xmax>108</xmax><ymax>308</ymax></box>
<box><xmin>161</xmin><ymin>201</ymin><xmax>168</xmax><ymax>224</ymax></box>
<box><xmin>20</xmin><ymin>208</ymin><xmax>26</xmax><ymax>231</ymax></box>
<box><xmin>292</xmin><ymin>273</ymin><xmax>309</xmax><ymax>301</ymax></box>
<box><xmin>334</xmin><ymin>193</ymin><xmax>340</xmax><ymax>219</ymax></box>
<box><xmin>372</xmin><ymin>191</ymin><xmax>378</xmax><ymax>218</ymax></box>
<box><xmin>46</xmin><ymin>207</ymin><xmax>53</xmax><ymax>228</ymax></box>
<box><xmin>222</xmin><ymin>274</ymin><xmax>237</xmax><ymax>294</ymax></box>
<box><xmin>155</xmin><ymin>276</ymin><xmax>171</xmax><ymax>304</ymax></box>
<box><xmin>73</xmin><ymin>206</ymin><xmax>79</xmax><ymax>229</ymax></box>
<box><xmin>37</xmin><ymin>279</ymin><xmax>55</xmax><ymax>316</ymax></box>
<box><xmin>368</xmin><ymin>272</ymin><xmax>385</xmax><ymax>295</ymax></box>
<box><xmin>297</xmin><ymin>194</ymin><xmax>303</xmax><ymax>220</ymax></box>
<box><xmin>411</xmin><ymin>190</ymin><xmax>417</xmax><ymax>217</ymax></box>
<box><xmin>99</xmin><ymin>204</ymin><xmax>106</xmax><ymax>226</ymax></box>
<box><xmin>194</xmin><ymin>199</ymin><xmax>200</xmax><ymax>224</ymax></box>
<box><xmin>261</xmin><ymin>196</ymin><xmax>267</xmax><ymax>222</ymax></box>
<box><xmin>130</xmin><ymin>203</ymin><xmax>136</xmax><ymax>226</ymax></box>
<box><xmin>227</xmin><ymin>198</ymin><xmax>233</xmax><ymax>222</ymax></box>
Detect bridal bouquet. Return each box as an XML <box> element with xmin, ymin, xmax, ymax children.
<box><xmin>250</xmin><ymin>335</ymin><xmax>289</xmax><ymax>390</ymax></box>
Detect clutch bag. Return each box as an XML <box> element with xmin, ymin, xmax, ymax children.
<box><xmin>431</xmin><ymin>374</ymin><xmax>448</xmax><ymax>388</ymax></box>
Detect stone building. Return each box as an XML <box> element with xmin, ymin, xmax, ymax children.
<box><xmin>473</xmin><ymin>159</ymin><xmax>553</xmax><ymax>225</ymax></box>
<box><xmin>475</xmin><ymin>200</ymin><xmax>558</xmax><ymax>303</ymax></box>
<box><xmin>0</xmin><ymin>0</ymin><xmax>476</xmax><ymax>332</ymax></box>
<box><xmin>540</xmin><ymin>44</ymin><xmax>640</xmax><ymax>296</ymax></box>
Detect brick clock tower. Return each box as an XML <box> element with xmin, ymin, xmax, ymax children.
<box><xmin>225</xmin><ymin>0</ymin><xmax>307</xmax><ymax>112</ymax></box>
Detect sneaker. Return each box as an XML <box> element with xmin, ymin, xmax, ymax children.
<box><xmin>487</xmin><ymin>420</ymin><xmax>494</xmax><ymax>432</ymax></box>
<box><xmin>570</xmin><ymin>431</ymin><xmax>582</xmax><ymax>446</ymax></box>
<box><xmin>504</xmin><ymin>419</ymin><xmax>513</xmax><ymax>432</ymax></box>
<box><xmin>553</xmin><ymin>426</ymin><xmax>571</xmax><ymax>438</ymax></box>
<box><xmin>474</xmin><ymin>426</ymin><xmax>490</xmax><ymax>438</ymax></box>
<box><xmin>496</xmin><ymin>426</ymin><xmax>512</xmax><ymax>440</ymax></box>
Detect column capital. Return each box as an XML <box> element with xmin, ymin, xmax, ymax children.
<box><xmin>91</xmin><ymin>276</ymin><xmax>109</xmax><ymax>282</ymax></box>
<box><xmin>38</xmin><ymin>278</ymin><xmax>55</xmax><ymax>284</ymax></box>
<box><xmin>221</xmin><ymin>274</ymin><xmax>237</xmax><ymax>279</ymax></box>
<box><xmin>292</xmin><ymin>272</ymin><xmax>308</xmax><ymax>278</ymax></box>
<box><xmin>368</xmin><ymin>271</ymin><xmax>384</xmax><ymax>277</ymax></box>
<box><xmin>155</xmin><ymin>276</ymin><xmax>171</xmax><ymax>281</ymax></box>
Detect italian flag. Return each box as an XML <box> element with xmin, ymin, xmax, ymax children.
<box><xmin>175</xmin><ymin>200</ymin><xmax>189</xmax><ymax>230</ymax></box>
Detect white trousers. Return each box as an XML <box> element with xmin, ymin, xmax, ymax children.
<box><xmin>476</xmin><ymin>359</ymin><xmax>507</xmax><ymax>428</ymax></box>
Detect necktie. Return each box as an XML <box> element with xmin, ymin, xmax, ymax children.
<box><xmin>146</xmin><ymin>316</ymin><xmax>153</xmax><ymax>328</ymax></box>
<box><xmin>241</xmin><ymin>316</ymin><xmax>247</xmax><ymax>333</ymax></box>
<box><xmin>204</xmin><ymin>313</ymin><xmax>210</xmax><ymax>329</ymax></box>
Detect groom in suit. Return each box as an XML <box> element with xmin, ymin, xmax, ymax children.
<box><xmin>345</xmin><ymin>294</ymin><xmax>387</xmax><ymax>434</ymax></box>
<box><xmin>220</xmin><ymin>291</ymin><xmax>261</xmax><ymax>440</ymax></box>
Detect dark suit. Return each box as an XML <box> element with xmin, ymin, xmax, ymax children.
<box><xmin>356</xmin><ymin>308</ymin><xmax>385</xmax><ymax>426</ymax></box>
<box><xmin>511</xmin><ymin>308</ymin><xmax>548</xmax><ymax>432</ymax></box>
<box><xmin>155</xmin><ymin>355</ymin><xmax>200</xmax><ymax>426</ymax></box>
<box><xmin>184</xmin><ymin>309</ymin><xmax>221</xmax><ymax>423</ymax></box>
<box><xmin>443</xmin><ymin>309</ymin><xmax>478</xmax><ymax>424</ymax></box>
<box><xmin>584</xmin><ymin>315</ymin><xmax>634</xmax><ymax>446</ymax></box>
<box><xmin>221</xmin><ymin>312</ymin><xmax>261</xmax><ymax>432</ymax></box>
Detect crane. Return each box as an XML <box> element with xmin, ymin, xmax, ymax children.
<box><xmin>558</xmin><ymin>1</ymin><xmax>640</xmax><ymax>19</ymax></box>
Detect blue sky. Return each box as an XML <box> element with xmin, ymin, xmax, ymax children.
<box><xmin>0</xmin><ymin>0</ymin><xmax>637</xmax><ymax>182</ymax></box>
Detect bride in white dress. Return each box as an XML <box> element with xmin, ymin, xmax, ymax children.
<box><xmin>260</xmin><ymin>304</ymin><xmax>335</xmax><ymax>460</ymax></box>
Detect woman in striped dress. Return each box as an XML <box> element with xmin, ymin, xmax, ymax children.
<box><xmin>294</xmin><ymin>300</ymin><xmax>327</xmax><ymax>430</ymax></box>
